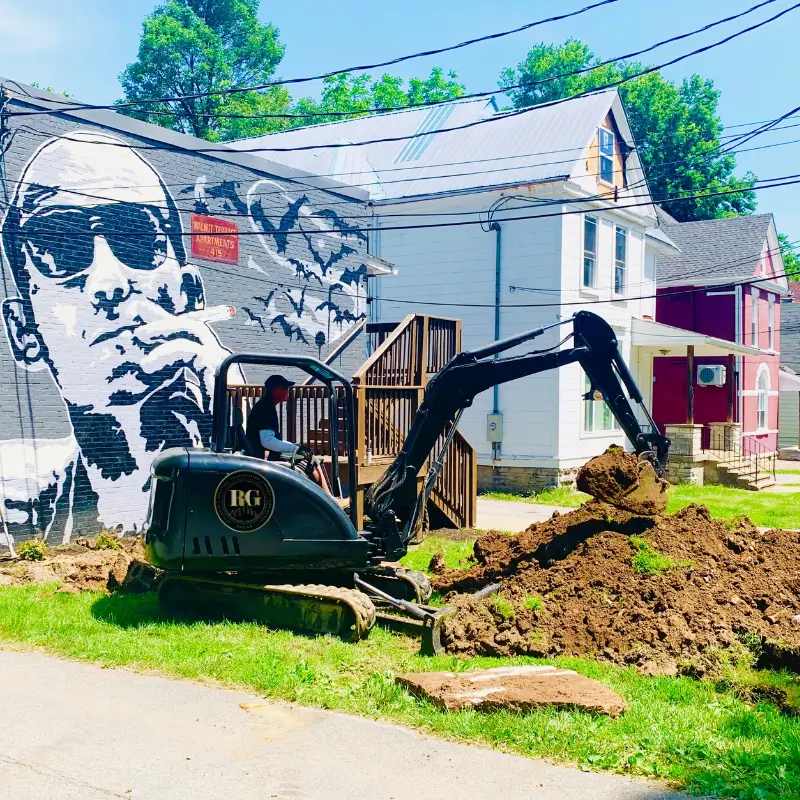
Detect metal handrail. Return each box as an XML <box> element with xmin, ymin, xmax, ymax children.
<box><xmin>705</xmin><ymin>428</ymin><xmax>776</xmax><ymax>483</ymax></box>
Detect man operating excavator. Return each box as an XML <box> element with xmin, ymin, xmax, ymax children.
<box><xmin>245</xmin><ymin>374</ymin><xmax>333</xmax><ymax>496</ymax></box>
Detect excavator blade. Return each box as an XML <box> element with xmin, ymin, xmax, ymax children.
<box><xmin>576</xmin><ymin>447</ymin><xmax>669</xmax><ymax>515</ymax></box>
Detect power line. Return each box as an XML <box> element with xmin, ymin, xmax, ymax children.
<box><xmin>8</xmin><ymin>2</ymin><xmax>799</xmax><ymax>156</ymax></box>
<box><xmin>5</xmin><ymin>0</ymin><xmax>779</xmax><ymax>124</ymax></box>
<box><xmin>3</xmin><ymin>0</ymin><xmax>622</xmax><ymax>116</ymax></box>
<box><xmin>6</xmin><ymin>116</ymin><xmax>797</xmax><ymax>212</ymax></box>
<box><xmin>3</xmin><ymin>170</ymin><xmax>798</xmax><ymax>238</ymax></box>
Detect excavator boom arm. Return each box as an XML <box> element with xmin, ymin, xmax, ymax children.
<box><xmin>363</xmin><ymin>311</ymin><xmax>669</xmax><ymax>554</ymax></box>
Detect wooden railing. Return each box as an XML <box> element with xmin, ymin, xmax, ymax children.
<box><xmin>226</xmin><ymin>313</ymin><xmax>478</xmax><ymax>532</ymax></box>
<box><xmin>351</xmin><ymin>314</ymin><xmax>476</xmax><ymax>530</ymax></box>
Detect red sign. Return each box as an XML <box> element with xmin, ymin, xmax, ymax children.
<box><xmin>191</xmin><ymin>214</ymin><xmax>239</xmax><ymax>264</ymax></box>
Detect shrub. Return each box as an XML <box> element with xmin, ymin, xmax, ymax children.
<box><xmin>630</xmin><ymin>536</ymin><xmax>691</xmax><ymax>575</ymax></box>
<box><xmin>491</xmin><ymin>594</ymin><xmax>516</xmax><ymax>620</ymax></box>
<box><xmin>16</xmin><ymin>540</ymin><xmax>47</xmax><ymax>561</ymax></box>
<box><xmin>523</xmin><ymin>594</ymin><xmax>544</xmax><ymax>612</ymax></box>
<box><xmin>94</xmin><ymin>532</ymin><xmax>121</xmax><ymax>551</ymax></box>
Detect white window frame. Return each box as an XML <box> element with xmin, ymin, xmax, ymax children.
<box><xmin>583</xmin><ymin>215</ymin><xmax>597</xmax><ymax>288</ymax></box>
<box><xmin>756</xmin><ymin>366</ymin><xmax>770</xmax><ymax>431</ymax></box>
<box><xmin>583</xmin><ymin>375</ymin><xmax>620</xmax><ymax>433</ymax></box>
<box><xmin>614</xmin><ymin>226</ymin><xmax>627</xmax><ymax>295</ymax></box>
<box><xmin>598</xmin><ymin>127</ymin><xmax>615</xmax><ymax>185</ymax></box>
<box><xmin>768</xmin><ymin>295</ymin><xmax>775</xmax><ymax>350</ymax></box>
<box><xmin>751</xmin><ymin>290</ymin><xmax>759</xmax><ymax>347</ymax></box>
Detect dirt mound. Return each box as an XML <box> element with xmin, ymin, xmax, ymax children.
<box><xmin>432</xmin><ymin>502</ymin><xmax>800</xmax><ymax>674</ymax></box>
<box><xmin>0</xmin><ymin>536</ymin><xmax>160</xmax><ymax>594</ymax></box>
<box><xmin>576</xmin><ymin>446</ymin><xmax>668</xmax><ymax>515</ymax></box>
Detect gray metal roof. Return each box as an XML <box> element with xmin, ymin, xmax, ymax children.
<box><xmin>228</xmin><ymin>92</ymin><xmax>623</xmax><ymax>201</ymax></box>
<box><xmin>656</xmin><ymin>215</ymin><xmax>775</xmax><ymax>287</ymax></box>
<box><xmin>0</xmin><ymin>78</ymin><xmax>369</xmax><ymax>202</ymax></box>
<box><xmin>781</xmin><ymin>302</ymin><xmax>800</xmax><ymax>372</ymax></box>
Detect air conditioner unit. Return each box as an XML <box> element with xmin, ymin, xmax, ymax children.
<box><xmin>697</xmin><ymin>364</ymin><xmax>727</xmax><ymax>387</ymax></box>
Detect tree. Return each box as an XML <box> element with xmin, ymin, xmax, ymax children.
<box><xmin>117</xmin><ymin>0</ymin><xmax>290</xmax><ymax>141</ymax></box>
<box><xmin>780</xmin><ymin>232</ymin><xmax>800</xmax><ymax>279</ymax></box>
<box><xmin>499</xmin><ymin>40</ymin><xmax>757</xmax><ymax>222</ymax></box>
<box><xmin>290</xmin><ymin>67</ymin><xmax>465</xmax><ymax>127</ymax></box>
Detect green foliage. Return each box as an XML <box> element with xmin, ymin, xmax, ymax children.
<box><xmin>490</xmin><ymin>594</ymin><xmax>515</xmax><ymax>620</ymax></box>
<box><xmin>779</xmin><ymin>233</ymin><xmax>800</xmax><ymax>279</ymax></box>
<box><xmin>1</xmin><ymin>585</ymin><xmax>799</xmax><ymax>798</ymax></box>
<box><xmin>523</xmin><ymin>594</ymin><xmax>544</xmax><ymax>612</ymax></box>
<box><xmin>94</xmin><ymin>532</ymin><xmax>121</xmax><ymax>551</ymax></box>
<box><xmin>499</xmin><ymin>39</ymin><xmax>757</xmax><ymax>222</ymax></box>
<box><xmin>117</xmin><ymin>0</ymin><xmax>290</xmax><ymax>141</ymax></box>
<box><xmin>16</xmin><ymin>540</ymin><xmax>46</xmax><ymax>562</ymax></box>
<box><xmin>629</xmin><ymin>536</ymin><xmax>691</xmax><ymax>575</ymax></box>
<box><xmin>30</xmin><ymin>81</ymin><xmax>73</xmax><ymax>99</ymax></box>
<box><xmin>290</xmin><ymin>67</ymin><xmax>465</xmax><ymax>127</ymax></box>
<box><xmin>399</xmin><ymin>536</ymin><xmax>474</xmax><ymax>573</ymax></box>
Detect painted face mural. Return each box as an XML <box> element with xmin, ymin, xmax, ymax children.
<box><xmin>0</xmin><ymin>131</ymin><xmax>234</xmax><ymax>541</ymax></box>
<box><xmin>186</xmin><ymin>177</ymin><xmax>368</xmax><ymax>352</ymax></box>
<box><xmin>0</xmin><ymin>131</ymin><xmax>369</xmax><ymax>547</ymax></box>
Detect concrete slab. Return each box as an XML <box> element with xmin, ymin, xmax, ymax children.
<box><xmin>398</xmin><ymin>665</ymin><xmax>629</xmax><ymax>716</ymax></box>
<box><xmin>0</xmin><ymin>649</ymin><xmax>688</xmax><ymax>800</ymax></box>
<box><xmin>476</xmin><ymin>497</ymin><xmax>571</xmax><ymax>533</ymax></box>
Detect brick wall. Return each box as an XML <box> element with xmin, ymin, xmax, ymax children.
<box><xmin>0</xmin><ymin>99</ymin><xmax>370</xmax><ymax>545</ymax></box>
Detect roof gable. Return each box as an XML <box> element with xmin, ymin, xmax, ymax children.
<box><xmin>229</xmin><ymin>91</ymin><xmax>638</xmax><ymax>202</ymax></box>
<box><xmin>656</xmin><ymin>215</ymin><xmax>781</xmax><ymax>287</ymax></box>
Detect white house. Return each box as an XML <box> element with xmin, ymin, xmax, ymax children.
<box><xmin>230</xmin><ymin>91</ymin><xmax>698</xmax><ymax>490</ymax></box>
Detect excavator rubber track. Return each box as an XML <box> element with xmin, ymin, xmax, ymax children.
<box><xmin>158</xmin><ymin>575</ymin><xmax>376</xmax><ymax>642</ymax></box>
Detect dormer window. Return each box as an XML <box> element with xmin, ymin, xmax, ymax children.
<box><xmin>599</xmin><ymin>127</ymin><xmax>614</xmax><ymax>184</ymax></box>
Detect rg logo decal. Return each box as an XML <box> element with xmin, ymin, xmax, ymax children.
<box><xmin>214</xmin><ymin>471</ymin><xmax>275</xmax><ymax>533</ymax></box>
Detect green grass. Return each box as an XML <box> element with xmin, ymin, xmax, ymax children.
<box><xmin>483</xmin><ymin>485</ymin><xmax>800</xmax><ymax>530</ymax></box>
<box><xmin>523</xmin><ymin>594</ymin><xmax>544</xmax><ymax>612</ymax></box>
<box><xmin>481</xmin><ymin>486</ymin><xmax>590</xmax><ymax>508</ymax></box>
<box><xmin>399</xmin><ymin>536</ymin><xmax>475</xmax><ymax>572</ymax></box>
<box><xmin>629</xmin><ymin>536</ymin><xmax>692</xmax><ymax>576</ymax></box>
<box><xmin>0</xmin><ymin>584</ymin><xmax>798</xmax><ymax>799</ymax></box>
<box><xmin>776</xmin><ymin>468</ymin><xmax>800</xmax><ymax>475</ymax></box>
<box><xmin>666</xmin><ymin>485</ymin><xmax>800</xmax><ymax>529</ymax></box>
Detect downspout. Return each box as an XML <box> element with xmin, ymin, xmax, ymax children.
<box><xmin>490</xmin><ymin>221</ymin><xmax>502</xmax><ymax>460</ymax></box>
<box><xmin>735</xmin><ymin>283</ymin><xmax>743</xmax><ymax>424</ymax></box>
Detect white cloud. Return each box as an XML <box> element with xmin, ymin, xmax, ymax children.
<box><xmin>0</xmin><ymin>2</ymin><xmax>63</xmax><ymax>54</ymax></box>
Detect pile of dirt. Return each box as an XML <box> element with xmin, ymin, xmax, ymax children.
<box><xmin>575</xmin><ymin>445</ymin><xmax>668</xmax><ymax>515</ymax></box>
<box><xmin>0</xmin><ymin>536</ymin><xmax>159</xmax><ymax>594</ymax></box>
<box><xmin>432</xmin><ymin>501</ymin><xmax>800</xmax><ymax>675</ymax></box>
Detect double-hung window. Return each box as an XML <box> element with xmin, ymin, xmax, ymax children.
<box><xmin>614</xmin><ymin>226</ymin><xmax>627</xmax><ymax>294</ymax></box>
<box><xmin>599</xmin><ymin>127</ymin><xmax>614</xmax><ymax>184</ymax></box>
<box><xmin>583</xmin><ymin>375</ymin><xmax>620</xmax><ymax>433</ymax></box>
<box><xmin>583</xmin><ymin>215</ymin><xmax>597</xmax><ymax>288</ymax></box>
<box><xmin>768</xmin><ymin>296</ymin><xmax>775</xmax><ymax>350</ymax></box>
<box><xmin>751</xmin><ymin>290</ymin><xmax>759</xmax><ymax>346</ymax></box>
<box><xmin>757</xmin><ymin>369</ymin><xmax>770</xmax><ymax>430</ymax></box>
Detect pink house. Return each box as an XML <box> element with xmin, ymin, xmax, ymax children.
<box><xmin>653</xmin><ymin>214</ymin><xmax>787</xmax><ymax>452</ymax></box>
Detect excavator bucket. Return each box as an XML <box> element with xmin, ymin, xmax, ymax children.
<box><xmin>576</xmin><ymin>447</ymin><xmax>668</xmax><ymax>516</ymax></box>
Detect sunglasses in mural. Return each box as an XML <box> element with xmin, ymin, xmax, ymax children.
<box><xmin>20</xmin><ymin>204</ymin><xmax>179</xmax><ymax>278</ymax></box>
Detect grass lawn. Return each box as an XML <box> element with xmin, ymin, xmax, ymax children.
<box><xmin>0</xmin><ymin>583</ymin><xmax>798</xmax><ymax>800</ymax></box>
<box><xmin>481</xmin><ymin>485</ymin><xmax>800</xmax><ymax>529</ymax></box>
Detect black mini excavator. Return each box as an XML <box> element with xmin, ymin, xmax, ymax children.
<box><xmin>144</xmin><ymin>310</ymin><xmax>670</xmax><ymax>653</ymax></box>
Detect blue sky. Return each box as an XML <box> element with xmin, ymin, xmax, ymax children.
<box><xmin>0</xmin><ymin>0</ymin><xmax>797</xmax><ymax>242</ymax></box>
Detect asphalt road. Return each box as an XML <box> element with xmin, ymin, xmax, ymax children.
<box><xmin>0</xmin><ymin>649</ymin><xmax>689</xmax><ymax>800</ymax></box>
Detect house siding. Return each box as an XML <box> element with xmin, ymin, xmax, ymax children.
<box><xmin>654</xmin><ymin>284</ymin><xmax>781</xmax><ymax>450</ymax></box>
<box><xmin>0</xmin><ymin>99</ymin><xmax>370</xmax><ymax>545</ymax></box>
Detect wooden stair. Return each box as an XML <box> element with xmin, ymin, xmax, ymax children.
<box><xmin>228</xmin><ymin>314</ymin><xmax>477</xmax><ymax>531</ymax></box>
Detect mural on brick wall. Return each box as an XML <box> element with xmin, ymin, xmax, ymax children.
<box><xmin>0</xmin><ymin>129</ymin><xmax>368</xmax><ymax>546</ymax></box>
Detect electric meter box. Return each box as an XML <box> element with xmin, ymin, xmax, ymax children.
<box><xmin>487</xmin><ymin>413</ymin><xmax>504</xmax><ymax>443</ymax></box>
<box><xmin>697</xmin><ymin>364</ymin><xmax>727</xmax><ymax>387</ymax></box>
